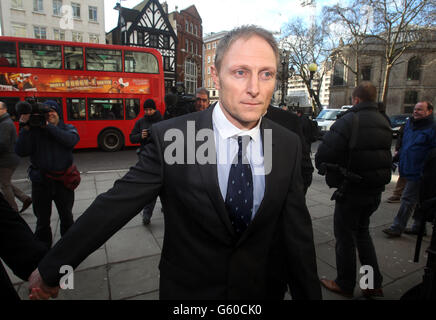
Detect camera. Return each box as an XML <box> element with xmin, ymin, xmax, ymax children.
<box><xmin>15</xmin><ymin>98</ymin><xmax>51</xmax><ymax>128</ymax></box>
<box><xmin>318</xmin><ymin>162</ymin><xmax>362</xmax><ymax>201</ymax></box>
<box><xmin>175</xmin><ymin>83</ymin><xmax>196</xmax><ymax>113</ymax></box>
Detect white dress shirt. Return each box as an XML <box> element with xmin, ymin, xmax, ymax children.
<box><xmin>212</xmin><ymin>102</ymin><xmax>266</xmax><ymax>220</ymax></box>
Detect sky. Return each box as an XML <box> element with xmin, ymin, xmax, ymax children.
<box><xmin>104</xmin><ymin>0</ymin><xmax>340</xmax><ymax>35</ymax></box>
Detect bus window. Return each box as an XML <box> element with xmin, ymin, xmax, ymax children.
<box><xmin>67</xmin><ymin>98</ymin><xmax>86</xmax><ymax>120</ymax></box>
<box><xmin>86</xmin><ymin>48</ymin><xmax>122</xmax><ymax>72</ymax></box>
<box><xmin>19</xmin><ymin>43</ymin><xmax>62</xmax><ymax>69</ymax></box>
<box><xmin>124</xmin><ymin>51</ymin><xmax>159</xmax><ymax>74</ymax></box>
<box><xmin>0</xmin><ymin>41</ymin><xmax>17</xmax><ymax>67</ymax></box>
<box><xmin>88</xmin><ymin>98</ymin><xmax>123</xmax><ymax>120</ymax></box>
<box><xmin>65</xmin><ymin>46</ymin><xmax>84</xmax><ymax>70</ymax></box>
<box><xmin>0</xmin><ymin>97</ymin><xmax>20</xmax><ymax>121</ymax></box>
<box><xmin>125</xmin><ymin>99</ymin><xmax>140</xmax><ymax>119</ymax></box>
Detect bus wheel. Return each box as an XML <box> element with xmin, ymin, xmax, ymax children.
<box><xmin>98</xmin><ymin>129</ymin><xmax>124</xmax><ymax>152</ymax></box>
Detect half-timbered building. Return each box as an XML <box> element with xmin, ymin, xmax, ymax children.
<box><xmin>107</xmin><ymin>0</ymin><xmax>177</xmax><ymax>92</ymax></box>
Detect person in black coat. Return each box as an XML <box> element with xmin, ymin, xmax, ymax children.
<box><xmin>27</xmin><ymin>26</ymin><xmax>321</xmax><ymax>301</ymax></box>
<box><xmin>315</xmin><ymin>82</ymin><xmax>392</xmax><ymax>298</ymax></box>
<box><xmin>129</xmin><ymin>98</ymin><xmax>163</xmax><ymax>225</ymax></box>
<box><xmin>0</xmin><ymin>192</ymin><xmax>47</xmax><ymax>299</ymax></box>
<box><xmin>265</xmin><ymin>105</ymin><xmax>314</xmax><ymax>194</ymax></box>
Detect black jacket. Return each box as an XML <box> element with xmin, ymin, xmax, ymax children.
<box><xmin>264</xmin><ymin>106</ymin><xmax>314</xmax><ymax>191</ymax></box>
<box><xmin>37</xmin><ymin>105</ymin><xmax>321</xmax><ymax>300</ymax></box>
<box><xmin>129</xmin><ymin>111</ymin><xmax>163</xmax><ymax>150</ymax></box>
<box><xmin>15</xmin><ymin>122</ymin><xmax>79</xmax><ymax>182</ymax></box>
<box><xmin>315</xmin><ymin>102</ymin><xmax>392</xmax><ymax>194</ymax></box>
<box><xmin>0</xmin><ymin>193</ymin><xmax>48</xmax><ymax>299</ymax></box>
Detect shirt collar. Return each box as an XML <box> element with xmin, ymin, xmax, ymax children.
<box><xmin>212</xmin><ymin>102</ymin><xmax>262</xmax><ymax>143</ymax></box>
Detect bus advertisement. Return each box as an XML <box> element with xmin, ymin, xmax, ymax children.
<box><xmin>0</xmin><ymin>36</ymin><xmax>165</xmax><ymax>151</ymax></box>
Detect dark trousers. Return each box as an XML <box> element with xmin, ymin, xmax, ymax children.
<box><xmin>32</xmin><ymin>179</ymin><xmax>74</xmax><ymax>248</ymax></box>
<box><xmin>334</xmin><ymin>193</ymin><xmax>383</xmax><ymax>293</ymax></box>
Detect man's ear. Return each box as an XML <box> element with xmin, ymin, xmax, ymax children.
<box><xmin>211</xmin><ymin>65</ymin><xmax>221</xmax><ymax>90</ymax></box>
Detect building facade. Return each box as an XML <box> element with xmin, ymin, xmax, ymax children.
<box><xmin>106</xmin><ymin>0</ymin><xmax>177</xmax><ymax>93</ymax></box>
<box><xmin>284</xmin><ymin>68</ymin><xmax>331</xmax><ymax>111</ymax></box>
<box><xmin>0</xmin><ymin>0</ymin><xmax>105</xmax><ymax>44</ymax></box>
<box><xmin>329</xmin><ymin>32</ymin><xmax>436</xmax><ymax>115</ymax></box>
<box><xmin>203</xmin><ymin>31</ymin><xmax>227</xmax><ymax>103</ymax></box>
<box><xmin>168</xmin><ymin>5</ymin><xmax>203</xmax><ymax>95</ymax></box>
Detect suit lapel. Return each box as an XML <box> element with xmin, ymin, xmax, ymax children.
<box><xmin>196</xmin><ymin>106</ymin><xmax>236</xmax><ymax>237</ymax></box>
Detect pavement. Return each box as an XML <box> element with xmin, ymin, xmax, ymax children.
<box><xmin>4</xmin><ymin>158</ymin><xmax>432</xmax><ymax>300</ymax></box>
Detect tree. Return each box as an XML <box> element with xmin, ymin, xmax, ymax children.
<box><xmin>280</xmin><ymin>18</ymin><xmax>331</xmax><ymax>115</ymax></box>
<box><xmin>323</xmin><ymin>1</ymin><xmax>374</xmax><ymax>87</ymax></box>
<box><xmin>367</xmin><ymin>0</ymin><xmax>436</xmax><ymax>103</ymax></box>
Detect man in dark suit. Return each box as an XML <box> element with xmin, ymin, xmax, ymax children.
<box><xmin>265</xmin><ymin>106</ymin><xmax>314</xmax><ymax>193</ymax></box>
<box><xmin>28</xmin><ymin>25</ymin><xmax>321</xmax><ymax>300</ymax></box>
<box><xmin>0</xmin><ymin>192</ymin><xmax>47</xmax><ymax>299</ymax></box>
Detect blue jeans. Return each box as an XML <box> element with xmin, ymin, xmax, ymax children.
<box><xmin>334</xmin><ymin>193</ymin><xmax>383</xmax><ymax>293</ymax></box>
<box><xmin>391</xmin><ymin>180</ymin><xmax>421</xmax><ymax>232</ymax></box>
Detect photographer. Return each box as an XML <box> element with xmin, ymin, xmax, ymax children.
<box><xmin>315</xmin><ymin>82</ymin><xmax>392</xmax><ymax>298</ymax></box>
<box><xmin>15</xmin><ymin>100</ymin><xmax>79</xmax><ymax>249</ymax></box>
<box><xmin>129</xmin><ymin>98</ymin><xmax>162</xmax><ymax>225</ymax></box>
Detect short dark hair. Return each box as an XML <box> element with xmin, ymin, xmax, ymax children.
<box><xmin>195</xmin><ymin>87</ymin><xmax>210</xmax><ymax>99</ymax></box>
<box><xmin>423</xmin><ymin>101</ymin><xmax>434</xmax><ymax>112</ymax></box>
<box><xmin>352</xmin><ymin>81</ymin><xmax>377</xmax><ymax>102</ymax></box>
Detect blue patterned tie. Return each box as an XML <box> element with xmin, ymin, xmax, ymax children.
<box><xmin>225</xmin><ymin>136</ymin><xmax>253</xmax><ymax>236</ymax></box>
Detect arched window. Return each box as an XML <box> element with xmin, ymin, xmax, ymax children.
<box><xmin>407</xmin><ymin>56</ymin><xmax>421</xmax><ymax>81</ymax></box>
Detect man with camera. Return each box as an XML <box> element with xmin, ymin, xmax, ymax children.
<box><xmin>15</xmin><ymin>100</ymin><xmax>79</xmax><ymax>249</ymax></box>
<box><xmin>315</xmin><ymin>82</ymin><xmax>392</xmax><ymax>298</ymax></box>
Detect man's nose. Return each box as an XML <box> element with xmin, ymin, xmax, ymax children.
<box><xmin>247</xmin><ymin>75</ymin><xmax>260</xmax><ymax>97</ymax></box>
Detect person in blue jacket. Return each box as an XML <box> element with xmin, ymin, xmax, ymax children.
<box><xmin>15</xmin><ymin>100</ymin><xmax>79</xmax><ymax>248</ymax></box>
<box><xmin>383</xmin><ymin>101</ymin><xmax>436</xmax><ymax>237</ymax></box>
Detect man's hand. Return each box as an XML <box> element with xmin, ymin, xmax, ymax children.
<box><xmin>28</xmin><ymin>269</ymin><xmax>59</xmax><ymax>300</ymax></box>
<box><xmin>19</xmin><ymin>114</ymin><xmax>30</xmax><ymax>130</ymax></box>
<box><xmin>141</xmin><ymin>129</ymin><xmax>149</xmax><ymax>139</ymax></box>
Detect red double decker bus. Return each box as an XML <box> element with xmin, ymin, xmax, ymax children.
<box><xmin>0</xmin><ymin>36</ymin><xmax>165</xmax><ymax>151</ymax></box>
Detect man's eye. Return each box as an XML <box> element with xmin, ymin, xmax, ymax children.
<box><xmin>234</xmin><ymin>70</ymin><xmax>246</xmax><ymax>77</ymax></box>
<box><xmin>260</xmin><ymin>71</ymin><xmax>274</xmax><ymax>80</ymax></box>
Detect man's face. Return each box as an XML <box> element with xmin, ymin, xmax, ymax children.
<box><xmin>47</xmin><ymin>109</ymin><xmax>59</xmax><ymax>126</ymax></box>
<box><xmin>413</xmin><ymin>102</ymin><xmax>432</xmax><ymax>120</ymax></box>
<box><xmin>144</xmin><ymin>108</ymin><xmax>156</xmax><ymax>116</ymax></box>
<box><xmin>195</xmin><ymin>93</ymin><xmax>209</xmax><ymax>111</ymax></box>
<box><xmin>0</xmin><ymin>103</ymin><xmax>6</xmax><ymax>116</ymax></box>
<box><xmin>211</xmin><ymin>35</ymin><xmax>277</xmax><ymax>130</ymax></box>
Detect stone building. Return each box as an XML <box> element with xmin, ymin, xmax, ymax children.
<box><xmin>329</xmin><ymin>31</ymin><xmax>436</xmax><ymax>115</ymax></box>
<box><xmin>0</xmin><ymin>0</ymin><xmax>106</xmax><ymax>44</ymax></box>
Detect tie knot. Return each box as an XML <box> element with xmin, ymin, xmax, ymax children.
<box><xmin>235</xmin><ymin>135</ymin><xmax>251</xmax><ymax>164</ymax></box>
<box><xmin>237</xmin><ymin>135</ymin><xmax>251</xmax><ymax>149</ymax></box>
